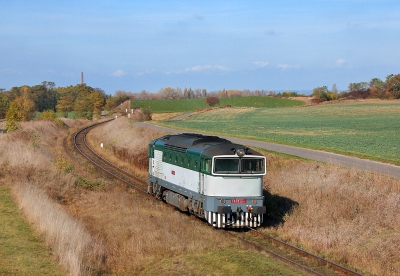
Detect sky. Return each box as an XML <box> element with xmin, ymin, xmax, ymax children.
<box><xmin>1</xmin><ymin>0</ymin><xmax>400</xmax><ymax>94</ymax></box>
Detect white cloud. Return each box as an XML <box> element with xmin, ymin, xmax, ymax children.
<box><xmin>335</xmin><ymin>58</ymin><xmax>346</xmax><ymax>67</ymax></box>
<box><xmin>165</xmin><ymin>65</ymin><xmax>230</xmax><ymax>75</ymax></box>
<box><xmin>111</xmin><ymin>69</ymin><xmax>126</xmax><ymax>77</ymax></box>
<box><xmin>136</xmin><ymin>69</ymin><xmax>156</xmax><ymax>76</ymax></box>
<box><xmin>253</xmin><ymin>61</ymin><xmax>269</xmax><ymax>68</ymax></box>
<box><xmin>277</xmin><ymin>64</ymin><xmax>300</xmax><ymax>70</ymax></box>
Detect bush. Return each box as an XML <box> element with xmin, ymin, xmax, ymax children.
<box><xmin>75</xmin><ymin>175</ymin><xmax>104</xmax><ymax>190</ymax></box>
<box><xmin>38</xmin><ymin>110</ymin><xmax>56</xmax><ymax>120</ymax></box>
<box><xmin>205</xmin><ymin>96</ymin><xmax>220</xmax><ymax>106</ymax></box>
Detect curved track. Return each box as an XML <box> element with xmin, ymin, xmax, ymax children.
<box><xmin>73</xmin><ymin>119</ymin><xmax>147</xmax><ymax>193</ymax></box>
<box><xmin>73</xmin><ymin>119</ymin><xmax>365</xmax><ymax>276</ymax></box>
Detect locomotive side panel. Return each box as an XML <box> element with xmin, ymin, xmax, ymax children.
<box><xmin>162</xmin><ymin>160</ymin><xmax>200</xmax><ymax>193</ymax></box>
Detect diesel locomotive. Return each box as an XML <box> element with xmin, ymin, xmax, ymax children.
<box><xmin>147</xmin><ymin>133</ymin><xmax>266</xmax><ymax>228</ymax></box>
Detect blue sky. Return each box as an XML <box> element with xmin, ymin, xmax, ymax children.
<box><xmin>1</xmin><ymin>1</ymin><xmax>400</xmax><ymax>94</ymax></box>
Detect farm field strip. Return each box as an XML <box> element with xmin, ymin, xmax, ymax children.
<box><xmin>160</xmin><ymin>101</ymin><xmax>400</xmax><ymax>165</ymax></box>
<box><xmin>131</xmin><ymin>96</ymin><xmax>304</xmax><ymax>113</ymax></box>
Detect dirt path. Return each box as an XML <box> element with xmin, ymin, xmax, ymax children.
<box><xmin>135</xmin><ymin>122</ymin><xmax>400</xmax><ymax>179</ymax></box>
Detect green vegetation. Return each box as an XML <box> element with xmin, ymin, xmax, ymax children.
<box><xmin>159</xmin><ymin>101</ymin><xmax>400</xmax><ymax>165</ymax></box>
<box><xmin>0</xmin><ymin>186</ymin><xmax>65</xmax><ymax>275</ymax></box>
<box><xmin>131</xmin><ymin>96</ymin><xmax>304</xmax><ymax>113</ymax></box>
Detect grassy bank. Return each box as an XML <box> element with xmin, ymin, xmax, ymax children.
<box><xmin>0</xmin><ymin>185</ymin><xmax>65</xmax><ymax>275</ymax></box>
<box><xmin>0</xmin><ymin>120</ymin><xmax>105</xmax><ymax>275</ymax></box>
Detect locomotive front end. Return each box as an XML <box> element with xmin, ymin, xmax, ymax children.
<box><xmin>202</xmin><ymin>147</ymin><xmax>267</xmax><ymax>228</ymax></box>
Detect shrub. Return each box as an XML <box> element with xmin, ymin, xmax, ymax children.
<box><xmin>75</xmin><ymin>175</ymin><xmax>104</xmax><ymax>190</ymax></box>
<box><xmin>38</xmin><ymin>110</ymin><xmax>56</xmax><ymax>120</ymax></box>
<box><xmin>205</xmin><ymin>96</ymin><xmax>220</xmax><ymax>106</ymax></box>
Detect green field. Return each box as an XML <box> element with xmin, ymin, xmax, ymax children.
<box><xmin>131</xmin><ymin>96</ymin><xmax>304</xmax><ymax>113</ymax></box>
<box><xmin>159</xmin><ymin>100</ymin><xmax>400</xmax><ymax>165</ymax></box>
<box><xmin>0</xmin><ymin>186</ymin><xmax>65</xmax><ymax>275</ymax></box>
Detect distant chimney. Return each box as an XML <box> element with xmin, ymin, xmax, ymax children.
<box><xmin>81</xmin><ymin>72</ymin><xmax>84</xmax><ymax>85</ymax></box>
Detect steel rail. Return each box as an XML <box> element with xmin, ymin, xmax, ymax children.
<box><xmin>73</xmin><ymin>119</ymin><xmax>147</xmax><ymax>193</ymax></box>
<box><xmin>229</xmin><ymin>230</ymin><xmax>324</xmax><ymax>276</ymax></box>
<box><xmin>247</xmin><ymin>227</ymin><xmax>364</xmax><ymax>276</ymax></box>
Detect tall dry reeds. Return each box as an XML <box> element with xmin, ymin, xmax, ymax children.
<box><xmin>12</xmin><ymin>183</ymin><xmax>104</xmax><ymax>276</ymax></box>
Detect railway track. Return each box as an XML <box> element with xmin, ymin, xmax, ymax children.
<box><xmin>231</xmin><ymin>228</ymin><xmax>364</xmax><ymax>276</ymax></box>
<box><xmin>73</xmin><ymin>119</ymin><xmax>364</xmax><ymax>276</ymax></box>
<box><xmin>73</xmin><ymin>119</ymin><xmax>147</xmax><ymax>193</ymax></box>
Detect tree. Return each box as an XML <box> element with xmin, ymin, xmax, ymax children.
<box><xmin>56</xmin><ymin>95</ymin><xmax>74</xmax><ymax>114</ymax></box>
<box><xmin>205</xmin><ymin>96</ymin><xmax>220</xmax><ymax>106</ymax></box>
<box><xmin>188</xmin><ymin>87</ymin><xmax>193</xmax><ymax>99</ymax></box>
<box><xmin>369</xmin><ymin>78</ymin><xmax>385</xmax><ymax>98</ymax></box>
<box><xmin>157</xmin><ymin>87</ymin><xmax>182</xmax><ymax>99</ymax></box>
<box><xmin>331</xmin><ymin>83</ymin><xmax>338</xmax><ymax>94</ymax></box>
<box><xmin>30</xmin><ymin>81</ymin><xmax>57</xmax><ymax>112</ymax></box>
<box><xmin>89</xmin><ymin>91</ymin><xmax>106</xmax><ymax>116</ymax></box>
<box><xmin>5</xmin><ymin>90</ymin><xmax>35</xmax><ymax>132</ymax></box>
<box><xmin>105</xmin><ymin>94</ymin><xmax>129</xmax><ymax>109</ymax></box>
<box><xmin>0</xmin><ymin>94</ymin><xmax>10</xmax><ymax>119</ymax></box>
<box><xmin>202</xmin><ymin>89</ymin><xmax>207</xmax><ymax>98</ymax></box>
<box><xmin>5</xmin><ymin>100</ymin><xmax>22</xmax><ymax>132</ymax></box>
<box><xmin>15</xmin><ymin>86</ymin><xmax>36</xmax><ymax>121</ymax></box>
<box><xmin>386</xmin><ymin>74</ymin><xmax>400</xmax><ymax>99</ymax></box>
<box><xmin>348</xmin><ymin>82</ymin><xmax>368</xmax><ymax>92</ymax></box>
<box><xmin>312</xmin><ymin>86</ymin><xmax>329</xmax><ymax>101</ymax></box>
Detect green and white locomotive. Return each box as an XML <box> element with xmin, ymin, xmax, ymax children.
<box><xmin>147</xmin><ymin>133</ymin><xmax>266</xmax><ymax>228</ymax></box>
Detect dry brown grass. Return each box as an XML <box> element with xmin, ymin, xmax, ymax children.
<box><xmin>87</xmin><ymin>117</ymin><xmax>165</xmax><ymax>178</ymax></box>
<box><xmin>264</xmin><ymin>154</ymin><xmax>400</xmax><ymax>275</ymax></box>
<box><xmin>12</xmin><ymin>183</ymin><xmax>105</xmax><ymax>276</ymax></box>
<box><xmin>0</xmin><ymin>120</ymin><xmax>106</xmax><ymax>275</ymax></box>
<box><xmin>90</xmin><ymin>117</ymin><xmax>400</xmax><ymax>275</ymax></box>
<box><xmin>72</xmin><ymin>184</ymin><xmax>233</xmax><ymax>274</ymax></box>
<box><xmin>0</xmin><ymin>118</ymin><xmax>257</xmax><ymax>275</ymax></box>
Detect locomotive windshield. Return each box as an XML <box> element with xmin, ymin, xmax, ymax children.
<box><xmin>214</xmin><ymin>158</ymin><xmax>239</xmax><ymax>173</ymax></box>
<box><xmin>213</xmin><ymin>157</ymin><xmax>265</xmax><ymax>175</ymax></box>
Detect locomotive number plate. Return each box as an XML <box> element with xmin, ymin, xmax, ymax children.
<box><xmin>230</xmin><ymin>198</ymin><xmax>247</xmax><ymax>204</ymax></box>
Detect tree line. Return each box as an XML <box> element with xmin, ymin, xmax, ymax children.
<box><xmin>312</xmin><ymin>74</ymin><xmax>400</xmax><ymax>103</ymax></box>
<box><xmin>118</xmin><ymin>87</ymin><xmax>300</xmax><ymax>101</ymax></box>
<box><xmin>1</xmin><ymin>73</ymin><xmax>399</xmax><ymax>131</ymax></box>
<box><xmin>0</xmin><ymin>82</ymin><xmax>132</xmax><ymax>131</ymax></box>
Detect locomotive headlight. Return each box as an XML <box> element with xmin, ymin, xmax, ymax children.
<box><xmin>252</xmin><ymin>199</ymin><xmax>257</xmax><ymax>204</ymax></box>
<box><xmin>221</xmin><ymin>199</ymin><xmax>226</xmax><ymax>204</ymax></box>
<box><xmin>236</xmin><ymin>148</ymin><xmax>245</xmax><ymax>157</ymax></box>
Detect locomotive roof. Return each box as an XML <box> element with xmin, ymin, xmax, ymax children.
<box><xmin>152</xmin><ymin>133</ymin><xmax>262</xmax><ymax>158</ymax></box>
